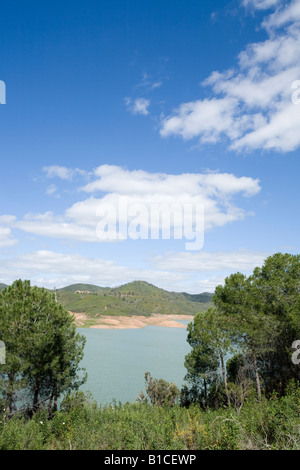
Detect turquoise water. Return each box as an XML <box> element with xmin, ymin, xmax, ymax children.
<box><xmin>78</xmin><ymin>323</ymin><xmax>191</xmax><ymax>405</ymax></box>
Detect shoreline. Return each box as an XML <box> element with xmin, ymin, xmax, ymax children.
<box><xmin>71</xmin><ymin>312</ymin><xmax>194</xmax><ymax>329</ymax></box>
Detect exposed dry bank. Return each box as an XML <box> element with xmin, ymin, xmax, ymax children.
<box><xmin>71</xmin><ymin>312</ymin><xmax>194</xmax><ymax>329</ymax></box>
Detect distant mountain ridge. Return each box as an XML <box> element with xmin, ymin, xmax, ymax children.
<box><xmin>56</xmin><ymin>280</ymin><xmax>214</xmax><ymax>317</ymax></box>
<box><xmin>0</xmin><ymin>280</ymin><xmax>214</xmax><ymax>317</ymax></box>
<box><xmin>59</xmin><ymin>283</ymin><xmax>111</xmax><ymax>294</ymax></box>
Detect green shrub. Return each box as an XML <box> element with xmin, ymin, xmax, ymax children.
<box><xmin>0</xmin><ymin>382</ymin><xmax>299</xmax><ymax>450</ymax></box>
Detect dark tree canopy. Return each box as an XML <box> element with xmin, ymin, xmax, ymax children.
<box><xmin>184</xmin><ymin>253</ymin><xmax>300</xmax><ymax>407</ymax></box>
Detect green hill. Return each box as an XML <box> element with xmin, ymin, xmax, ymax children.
<box><xmin>0</xmin><ymin>283</ymin><xmax>7</xmax><ymax>291</ymax></box>
<box><xmin>58</xmin><ymin>283</ymin><xmax>110</xmax><ymax>294</ymax></box>
<box><xmin>112</xmin><ymin>280</ymin><xmax>167</xmax><ymax>296</ymax></box>
<box><xmin>55</xmin><ymin>281</ymin><xmax>213</xmax><ymax>317</ymax></box>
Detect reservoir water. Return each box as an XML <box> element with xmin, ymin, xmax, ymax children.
<box><xmin>78</xmin><ymin>323</ymin><xmax>191</xmax><ymax>405</ymax></box>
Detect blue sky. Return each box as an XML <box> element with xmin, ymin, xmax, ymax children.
<box><xmin>0</xmin><ymin>0</ymin><xmax>299</xmax><ymax>293</ymax></box>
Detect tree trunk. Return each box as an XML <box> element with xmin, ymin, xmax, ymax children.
<box><xmin>53</xmin><ymin>382</ymin><xmax>58</xmax><ymax>412</ymax></box>
<box><xmin>253</xmin><ymin>354</ymin><xmax>262</xmax><ymax>402</ymax></box>
<box><xmin>203</xmin><ymin>378</ymin><xmax>207</xmax><ymax>409</ymax></box>
<box><xmin>220</xmin><ymin>350</ymin><xmax>230</xmax><ymax>407</ymax></box>
<box><xmin>33</xmin><ymin>376</ymin><xmax>41</xmax><ymax>412</ymax></box>
<box><xmin>47</xmin><ymin>393</ymin><xmax>54</xmax><ymax>419</ymax></box>
<box><xmin>6</xmin><ymin>372</ymin><xmax>15</xmax><ymax>417</ymax></box>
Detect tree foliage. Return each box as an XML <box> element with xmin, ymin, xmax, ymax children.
<box><xmin>183</xmin><ymin>307</ymin><xmax>235</xmax><ymax>408</ymax></box>
<box><xmin>0</xmin><ymin>280</ymin><xmax>87</xmax><ymax>417</ymax></box>
<box><xmin>137</xmin><ymin>372</ymin><xmax>179</xmax><ymax>407</ymax></box>
<box><xmin>184</xmin><ymin>253</ymin><xmax>300</xmax><ymax>406</ymax></box>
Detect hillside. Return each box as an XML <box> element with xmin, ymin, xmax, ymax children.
<box><xmin>58</xmin><ymin>283</ymin><xmax>110</xmax><ymax>294</ymax></box>
<box><xmin>56</xmin><ymin>281</ymin><xmax>213</xmax><ymax>317</ymax></box>
<box><xmin>0</xmin><ymin>280</ymin><xmax>213</xmax><ymax>318</ymax></box>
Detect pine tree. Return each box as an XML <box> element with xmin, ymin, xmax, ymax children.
<box><xmin>0</xmin><ymin>280</ymin><xmax>87</xmax><ymax>416</ymax></box>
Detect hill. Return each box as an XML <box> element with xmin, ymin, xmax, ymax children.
<box><xmin>58</xmin><ymin>283</ymin><xmax>110</xmax><ymax>294</ymax></box>
<box><xmin>56</xmin><ymin>281</ymin><xmax>213</xmax><ymax>318</ymax></box>
<box><xmin>0</xmin><ymin>280</ymin><xmax>213</xmax><ymax>318</ymax></box>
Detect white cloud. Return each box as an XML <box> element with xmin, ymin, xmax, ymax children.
<box><xmin>242</xmin><ymin>0</ymin><xmax>283</xmax><ymax>10</ymax></box>
<box><xmin>13</xmin><ymin>211</ymin><xmax>102</xmax><ymax>242</ymax></box>
<box><xmin>263</xmin><ymin>0</ymin><xmax>300</xmax><ymax>29</ymax></box>
<box><xmin>46</xmin><ymin>184</ymin><xmax>60</xmax><ymax>197</ymax></box>
<box><xmin>0</xmin><ymin>215</ymin><xmax>16</xmax><ymax>224</ymax></box>
<box><xmin>152</xmin><ymin>249</ymin><xmax>269</xmax><ymax>272</ymax></box>
<box><xmin>0</xmin><ymin>226</ymin><xmax>18</xmax><ymax>248</ymax></box>
<box><xmin>43</xmin><ymin>165</ymin><xmax>87</xmax><ymax>180</ymax></box>
<box><xmin>9</xmin><ymin>165</ymin><xmax>261</xmax><ymax>245</ymax></box>
<box><xmin>81</xmin><ymin>164</ymin><xmax>260</xmax><ymax>197</ymax></box>
<box><xmin>0</xmin><ymin>250</ymin><xmax>187</xmax><ymax>291</ymax></box>
<box><xmin>125</xmin><ymin>97</ymin><xmax>150</xmax><ymax>115</ymax></box>
<box><xmin>231</xmin><ymin>101</ymin><xmax>300</xmax><ymax>151</ymax></box>
<box><xmin>192</xmin><ymin>276</ymin><xmax>227</xmax><ymax>293</ymax></box>
<box><xmin>160</xmin><ymin>0</ymin><xmax>300</xmax><ymax>152</ymax></box>
<box><xmin>0</xmin><ymin>249</ymin><xmax>269</xmax><ymax>293</ymax></box>
<box><xmin>160</xmin><ymin>97</ymin><xmax>240</xmax><ymax>143</ymax></box>
<box><xmin>137</xmin><ymin>72</ymin><xmax>163</xmax><ymax>91</ymax></box>
<box><xmin>43</xmin><ymin>165</ymin><xmax>74</xmax><ymax>180</ymax></box>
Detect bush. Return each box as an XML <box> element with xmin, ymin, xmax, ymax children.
<box><xmin>137</xmin><ymin>372</ymin><xmax>179</xmax><ymax>407</ymax></box>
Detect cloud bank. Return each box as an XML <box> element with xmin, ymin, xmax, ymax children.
<box><xmin>6</xmin><ymin>165</ymin><xmax>261</xmax><ymax>244</ymax></box>
<box><xmin>160</xmin><ymin>0</ymin><xmax>300</xmax><ymax>152</ymax></box>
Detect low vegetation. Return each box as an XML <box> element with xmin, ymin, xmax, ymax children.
<box><xmin>0</xmin><ymin>383</ymin><xmax>299</xmax><ymax>450</ymax></box>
